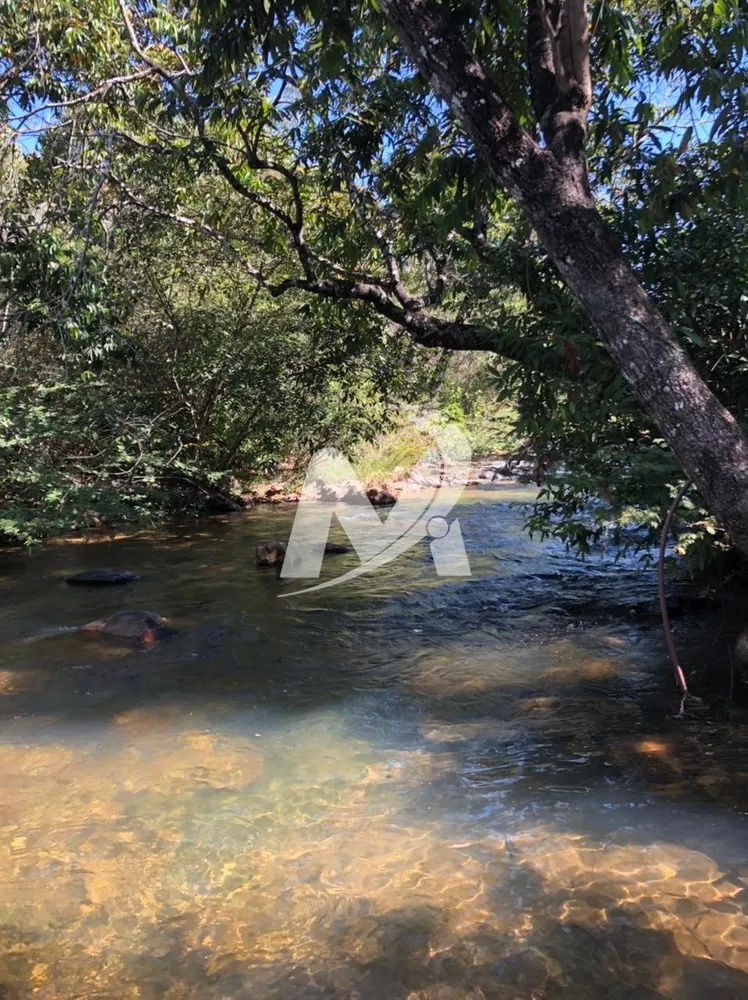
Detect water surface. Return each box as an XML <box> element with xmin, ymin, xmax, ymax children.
<box><xmin>1</xmin><ymin>488</ymin><xmax>747</xmax><ymax>999</ymax></box>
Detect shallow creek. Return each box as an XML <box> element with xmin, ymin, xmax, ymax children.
<box><xmin>0</xmin><ymin>488</ymin><xmax>747</xmax><ymax>999</ymax></box>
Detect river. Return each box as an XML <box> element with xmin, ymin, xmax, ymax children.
<box><xmin>0</xmin><ymin>487</ymin><xmax>747</xmax><ymax>999</ymax></box>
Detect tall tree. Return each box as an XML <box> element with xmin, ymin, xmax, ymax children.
<box><xmin>376</xmin><ymin>0</ymin><xmax>748</xmax><ymax>552</ymax></box>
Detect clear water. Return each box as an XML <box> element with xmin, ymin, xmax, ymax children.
<box><xmin>0</xmin><ymin>488</ymin><xmax>747</xmax><ymax>999</ymax></box>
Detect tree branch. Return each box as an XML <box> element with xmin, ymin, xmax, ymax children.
<box><xmin>379</xmin><ymin>0</ymin><xmax>551</xmax><ymax>207</ymax></box>
<box><xmin>527</xmin><ymin>0</ymin><xmax>592</xmax><ymax>164</ymax></box>
<box><xmin>117</xmin><ymin>0</ymin><xmax>316</xmax><ymax>281</ymax></box>
<box><xmin>344</xmin><ymin>176</ymin><xmax>423</xmax><ymax>307</ymax></box>
<box><xmin>57</xmin><ymin>159</ymin><xmax>267</xmax><ymax>285</ymax></box>
<box><xmin>6</xmin><ymin>67</ymin><xmax>159</xmax><ymax>121</ymax></box>
<box><xmin>266</xmin><ymin>273</ymin><xmax>566</xmax><ymax>371</ymax></box>
<box><xmin>527</xmin><ymin>0</ymin><xmax>562</xmax><ymax>136</ymax></box>
<box><xmin>117</xmin><ymin>0</ymin><xmax>186</xmax><ymax>85</ymax></box>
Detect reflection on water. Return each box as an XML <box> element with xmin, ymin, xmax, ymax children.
<box><xmin>1</xmin><ymin>488</ymin><xmax>747</xmax><ymax>998</ymax></box>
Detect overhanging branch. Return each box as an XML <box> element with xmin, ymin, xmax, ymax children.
<box><xmin>266</xmin><ymin>273</ymin><xmax>567</xmax><ymax>370</ymax></box>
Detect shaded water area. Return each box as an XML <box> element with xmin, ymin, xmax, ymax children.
<box><xmin>1</xmin><ymin>487</ymin><xmax>748</xmax><ymax>999</ymax></box>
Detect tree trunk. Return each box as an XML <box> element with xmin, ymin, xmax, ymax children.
<box><xmin>380</xmin><ymin>0</ymin><xmax>748</xmax><ymax>556</ymax></box>
<box><xmin>531</xmin><ymin>188</ymin><xmax>748</xmax><ymax>558</ymax></box>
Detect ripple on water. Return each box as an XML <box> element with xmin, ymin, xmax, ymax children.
<box><xmin>0</xmin><ymin>711</ymin><xmax>747</xmax><ymax>999</ymax></box>
<box><xmin>0</xmin><ymin>495</ymin><xmax>747</xmax><ymax>998</ymax></box>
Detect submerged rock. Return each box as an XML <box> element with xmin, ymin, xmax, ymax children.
<box><xmin>324</xmin><ymin>542</ymin><xmax>350</xmax><ymax>554</ymax></box>
<box><xmin>255</xmin><ymin>540</ymin><xmax>287</xmax><ymax>566</ymax></box>
<box><xmin>21</xmin><ymin>610</ymin><xmax>175</xmax><ymax>646</ymax></box>
<box><xmin>79</xmin><ymin>610</ymin><xmax>175</xmax><ymax>645</ymax></box>
<box><xmin>255</xmin><ymin>540</ymin><xmax>351</xmax><ymax>567</ymax></box>
<box><xmin>66</xmin><ymin>568</ymin><xmax>140</xmax><ymax>586</ymax></box>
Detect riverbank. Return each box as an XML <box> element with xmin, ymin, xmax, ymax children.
<box><xmin>236</xmin><ymin>456</ymin><xmax>536</xmax><ymax>507</ymax></box>
<box><xmin>0</xmin><ymin>457</ymin><xmax>534</xmax><ymax>548</ymax></box>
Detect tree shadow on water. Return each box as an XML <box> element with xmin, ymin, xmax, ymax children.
<box><xmin>2</xmin><ymin>863</ymin><xmax>748</xmax><ymax>1000</ymax></box>
<box><xmin>124</xmin><ymin>898</ymin><xmax>748</xmax><ymax>1000</ymax></box>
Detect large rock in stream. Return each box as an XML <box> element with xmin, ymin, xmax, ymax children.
<box><xmin>79</xmin><ymin>610</ymin><xmax>176</xmax><ymax>645</ymax></box>
<box><xmin>366</xmin><ymin>487</ymin><xmax>397</xmax><ymax>506</ymax></box>
<box><xmin>205</xmin><ymin>494</ymin><xmax>244</xmax><ymax>513</ymax></box>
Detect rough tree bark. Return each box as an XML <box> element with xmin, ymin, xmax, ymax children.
<box><xmin>378</xmin><ymin>0</ymin><xmax>748</xmax><ymax>557</ymax></box>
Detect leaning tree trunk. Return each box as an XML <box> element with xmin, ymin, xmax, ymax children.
<box><xmin>379</xmin><ymin>0</ymin><xmax>748</xmax><ymax>557</ymax></box>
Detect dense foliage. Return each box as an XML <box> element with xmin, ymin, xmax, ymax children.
<box><xmin>0</xmin><ymin>0</ymin><xmax>746</xmax><ymax>553</ymax></box>
<box><xmin>0</xmin><ymin>139</ymin><xmax>442</xmax><ymax>540</ymax></box>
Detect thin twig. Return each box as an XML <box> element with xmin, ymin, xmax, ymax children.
<box><xmin>658</xmin><ymin>479</ymin><xmax>692</xmax><ymax>696</ymax></box>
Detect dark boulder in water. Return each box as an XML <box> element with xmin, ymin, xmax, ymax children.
<box><xmin>366</xmin><ymin>487</ymin><xmax>397</xmax><ymax>506</ymax></box>
<box><xmin>66</xmin><ymin>569</ymin><xmax>140</xmax><ymax>586</ymax></box>
<box><xmin>205</xmin><ymin>494</ymin><xmax>244</xmax><ymax>513</ymax></box>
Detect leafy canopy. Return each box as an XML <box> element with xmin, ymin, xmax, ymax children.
<box><xmin>0</xmin><ymin>0</ymin><xmax>746</xmax><ymax>550</ymax></box>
